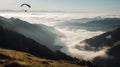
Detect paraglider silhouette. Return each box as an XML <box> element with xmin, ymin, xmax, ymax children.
<box><xmin>21</xmin><ymin>4</ymin><xmax>31</xmax><ymax>12</ymax></box>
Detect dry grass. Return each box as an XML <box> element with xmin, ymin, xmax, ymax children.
<box><xmin>0</xmin><ymin>48</ymin><xmax>87</xmax><ymax>67</ymax></box>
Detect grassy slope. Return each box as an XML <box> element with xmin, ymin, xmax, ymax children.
<box><xmin>0</xmin><ymin>48</ymin><xmax>87</xmax><ymax>67</ymax></box>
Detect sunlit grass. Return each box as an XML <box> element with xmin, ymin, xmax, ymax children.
<box><xmin>0</xmin><ymin>48</ymin><xmax>87</xmax><ymax>67</ymax></box>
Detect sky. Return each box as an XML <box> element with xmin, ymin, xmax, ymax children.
<box><xmin>0</xmin><ymin>0</ymin><xmax>120</xmax><ymax>13</ymax></box>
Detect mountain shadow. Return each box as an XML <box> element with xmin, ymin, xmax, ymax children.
<box><xmin>0</xmin><ymin>24</ymin><xmax>57</xmax><ymax>59</ymax></box>
<box><xmin>0</xmin><ymin>16</ymin><xmax>63</xmax><ymax>52</ymax></box>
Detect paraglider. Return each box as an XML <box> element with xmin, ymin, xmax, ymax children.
<box><xmin>21</xmin><ymin>4</ymin><xmax>31</xmax><ymax>12</ymax></box>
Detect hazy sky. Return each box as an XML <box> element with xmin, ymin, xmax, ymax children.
<box><xmin>0</xmin><ymin>0</ymin><xmax>120</xmax><ymax>13</ymax></box>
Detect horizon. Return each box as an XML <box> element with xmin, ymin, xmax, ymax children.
<box><xmin>0</xmin><ymin>0</ymin><xmax>120</xmax><ymax>14</ymax></box>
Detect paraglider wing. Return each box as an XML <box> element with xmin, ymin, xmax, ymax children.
<box><xmin>21</xmin><ymin>4</ymin><xmax>31</xmax><ymax>8</ymax></box>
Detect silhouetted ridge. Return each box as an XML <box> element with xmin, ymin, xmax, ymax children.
<box><xmin>0</xmin><ymin>16</ymin><xmax>63</xmax><ymax>52</ymax></box>
<box><xmin>84</xmin><ymin>27</ymin><xmax>120</xmax><ymax>50</ymax></box>
<box><xmin>0</xmin><ymin>25</ymin><xmax>57</xmax><ymax>59</ymax></box>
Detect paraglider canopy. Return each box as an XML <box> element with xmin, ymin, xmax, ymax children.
<box><xmin>21</xmin><ymin>4</ymin><xmax>31</xmax><ymax>8</ymax></box>
<box><xmin>21</xmin><ymin>4</ymin><xmax>31</xmax><ymax>12</ymax></box>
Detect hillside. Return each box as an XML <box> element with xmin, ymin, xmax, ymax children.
<box><xmin>92</xmin><ymin>41</ymin><xmax>120</xmax><ymax>67</ymax></box>
<box><xmin>58</xmin><ymin>18</ymin><xmax>120</xmax><ymax>31</ymax></box>
<box><xmin>84</xmin><ymin>27</ymin><xmax>120</xmax><ymax>50</ymax></box>
<box><xmin>82</xmin><ymin>27</ymin><xmax>120</xmax><ymax>67</ymax></box>
<box><xmin>0</xmin><ymin>48</ymin><xmax>87</xmax><ymax>67</ymax></box>
<box><xmin>0</xmin><ymin>16</ymin><xmax>63</xmax><ymax>52</ymax></box>
<box><xmin>0</xmin><ymin>17</ymin><xmax>93</xmax><ymax>67</ymax></box>
<box><xmin>106</xmin><ymin>41</ymin><xmax>120</xmax><ymax>67</ymax></box>
<box><xmin>0</xmin><ymin>24</ymin><xmax>57</xmax><ymax>59</ymax></box>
